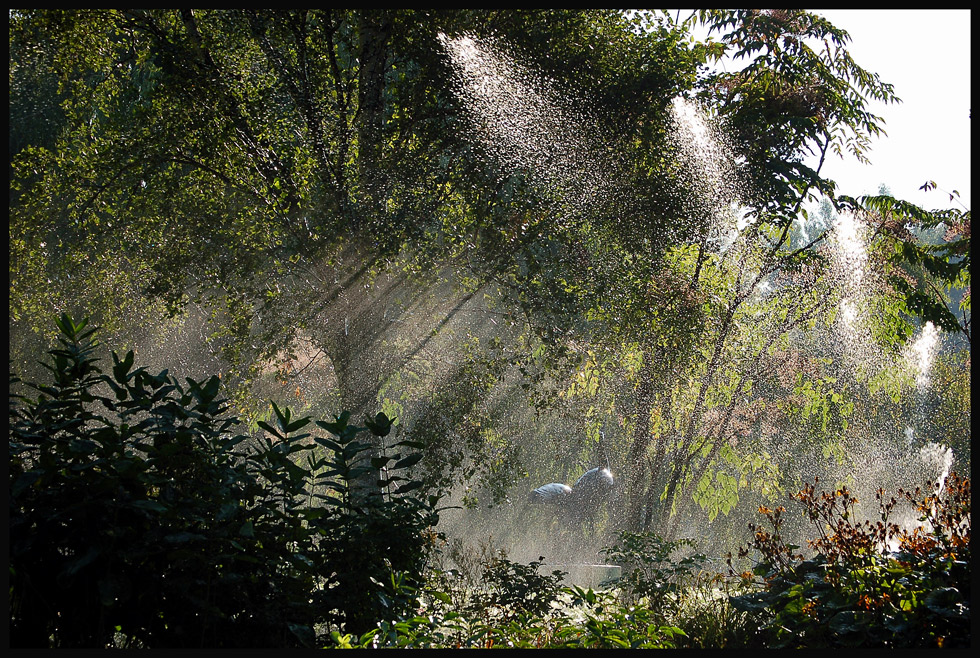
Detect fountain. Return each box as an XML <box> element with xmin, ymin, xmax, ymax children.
<box><xmin>435</xmin><ymin>30</ymin><xmax>964</xmax><ymax>578</ymax></box>
<box><xmin>437</xmin><ymin>33</ymin><xmax>617</xmax><ymax>225</ymax></box>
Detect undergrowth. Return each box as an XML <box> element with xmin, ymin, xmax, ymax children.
<box><xmin>9</xmin><ymin>315</ymin><xmax>971</xmax><ymax>648</ymax></box>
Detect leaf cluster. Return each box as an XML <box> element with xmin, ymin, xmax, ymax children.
<box><xmin>728</xmin><ymin>474</ymin><xmax>971</xmax><ymax>648</ymax></box>
<box><xmin>846</xmin><ymin>193</ymin><xmax>971</xmax><ymax>339</ymax></box>
<box><xmin>9</xmin><ymin>314</ymin><xmax>442</xmax><ymax>647</ymax></box>
<box><xmin>695</xmin><ymin>9</ymin><xmax>900</xmax><ymax>214</ymax></box>
<box><xmin>328</xmin><ymin>584</ymin><xmax>687</xmax><ymax>649</ymax></box>
<box><xmin>601</xmin><ymin>531</ymin><xmax>709</xmax><ymax>613</ymax></box>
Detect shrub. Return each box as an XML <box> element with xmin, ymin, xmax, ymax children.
<box><xmin>600</xmin><ymin>531</ymin><xmax>708</xmax><ymax>613</ymax></box>
<box><xmin>328</xmin><ymin>584</ymin><xmax>688</xmax><ymax>649</ymax></box>
<box><xmin>330</xmin><ymin>541</ymin><xmax>687</xmax><ymax>648</ymax></box>
<box><xmin>395</xmin><ymin>544</ymin><xmax>569</xmax><ymax>647</ymax></box>
<box><xmin>728</xmin><ymin>474</ymin><xmax>971</xmax><ymax>648</ymax></box>
<box><xmin>9</xmin><ymin>314</ymin><xmax>441</xmax><ymax>647</ymax></box>
<box><xmin>476</xmin><ymin>551</ymin><xmax>568</xmax><ymax>622</ymax></box>
<box><xmin>599</xmin><ymin>530</ymin><xmax>763</xmax><ymax>648</ymax></box>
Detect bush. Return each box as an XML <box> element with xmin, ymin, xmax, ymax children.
<box><xmin>728</xmin><ymin>474</ymin><xmax>971</xmax><ymax>648</ymax></box>
<box><xmin>328</xmin><ymin>584</ymin><xmax>688</xmax><ymax>649</ymax></box>
<box><xmin>598</xmin><ymin>531</ymin><xmax>762</xmax><ymax>648</ymax></box>
<box><xmin>477</xmin><ymin>552</ymin><xmax>568</xmax><ymax>622</ymax></box>
<box><xmin>9</xmin><ymin>314</ymin><xmax>441</xmax><ymax>647</ymax></box>
<box><xmin>329</xmin><ymin>542</ymin><xmax>687</xmax><ymax>648</ymax></box>
<box><xmin>390</xmin><ymin>544</ymin><xmax>569</xmax><ymax>647</ymax></box>
<box><xmin>601</xmin><ymin>531</ymin><xmax>708</xmax><ymax>611</ymax></box>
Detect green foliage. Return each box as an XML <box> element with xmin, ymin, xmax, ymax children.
<box><xmin>546</xmin><ymin>586</ymin><xmax>688</xmax><ymax>649</ymax></box>
<box><xmin>326</xmin><ymin>584</ymin><xmax>687</xmax><ymax>649</ymax></box>
<box><xmin>601</xmin><ymin>531</ymin><xmax>708</xmax><ymax>612</ymax></box>
<box><xmin>592</xmin><ymin>530</ymin><xmax>767</xmax><ymax>647</ymax></box>
<box><xmin>845</xmin><ymin>193</ymin><xmax>971</xmax><ymax>340</ymax></box>
<box><xmin>9</xmin><ymin>314</ymin><xmax>441</xmax><ymax>647</ymax></box>
<box><xmin>8</xmin><ymin>15</ymin><xmax>969</xmax><ymax>641</ymax></box>
<box><xmin>695</xmin><ymin>9</ymin><xmax>899</xmax><ymax>213</ymax></box>
<box><xmin>476</xmin><ymin>552</ymin><xmax>568</xmax><ymax>622</ymax></box>
<box><xmin>327</xmin><ymin>529</ymin><xmax>776</xmax><ymax>649</ymax></box>
<box><xmin>411</xmin><ymin>546</ymin><xmax>568</xmax><ymax>640</ymax></box>
<box><xmin>728</xmin><ymin>474</ymin><xmax>971</xmax><ymax>648</ymax></box>
<box><xmin>320</xmin><ymin>541</ymin><xmax>691</xmax><ymax>648</ymax></box>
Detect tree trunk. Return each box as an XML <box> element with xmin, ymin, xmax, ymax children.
<box><xmin>612</xmin><ymin>347</ymin><xmax>659</xmax><ymax>533</ymax></box>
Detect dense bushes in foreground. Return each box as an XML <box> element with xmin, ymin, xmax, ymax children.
<box><xmin>9</xmin><ymin>315</ymin><xmax>440</xmax><ymax>647</ymax></box>
<box><xmin>9</xmin><ymin>316</ymin><xmax>971</xmax><ymax>648</ymax></box>
<box><xmin>729</xmin><ymin>472</ymin><xmax>971</xmax><ymax>648</ymax></box>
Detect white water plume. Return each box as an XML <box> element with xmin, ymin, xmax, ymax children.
<box><xmin>826</xmin><ymin>209</ymin><xmax>881</xmax><ymax>371</ymax></box>
<box><xmin>830</xmin><ymin>210</ymin><xmax>868</xmax><ymax>309</ymax></box>
<box><xmin>439</xmin><ymin>33</ymin><xmax>616</xmax><ymax>222</ymax></box>
<box><xmin>904</xmin><ymin>425</ymin><xmax>916</xmax><ymax>449</ymax></box>
<box><xmin>883</xmin><ymin>440</ymin><xmax>955</xmax><ymax>552</ymax></box>
<box><xmin>919</xmin><ymin>441</ymin><xmax>954</xmax><ymax>494</ymax></box>
<box><xmin>667</xmin><ymin>96</ymin><xmax>749</xmax><ymax>253</ymax></box>
<box><xmin>828</xmin><ymin>209</ymin><xmax>944</xmax><ymax>392</ymax></box>
<box><xmin>905</xmin><ymin>320</ymin><xmax>940</xmax><ymax>390</ymax></box>
<box><xmin>668</xmin><ymin>97</ymin><xmax>739</xmax><ymax>210</ymax></box>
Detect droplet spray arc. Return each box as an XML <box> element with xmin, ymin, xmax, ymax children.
<box><xmin>437</xmin><ymin>30</ymin><xmax>961</xmax><ymax>564</ymax></box>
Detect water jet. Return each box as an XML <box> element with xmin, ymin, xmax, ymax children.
<box><xmin>435</xmin><ymin>28</ymin><xmax>964</xmax><ymax>571</ymax></box>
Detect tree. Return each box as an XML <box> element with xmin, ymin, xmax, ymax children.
<box><xmin>497</xmin><ymin>9</ymin><xmax>913</xmax><ymax>539</ymax></box>
<box><xmin>476</xmin><ymin>9</ymin><xmax>965</xmax><ymax>545</ymax></box>
<box><xmin>12</xmin><ymin>10</ymin><xmax>960</xmax><ymax>541</ymax></box>
<box><xmin>843</xmin><ymin>192</ymin><xmax>970</xmax><ymax>343</ymax></box>
<box><xmin>9</xmin><ymin>9</ymin><xmax>709</xmax><ymax>497</ymax></box>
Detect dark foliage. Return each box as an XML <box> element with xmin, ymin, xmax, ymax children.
<box><xmin>727</xmin><ymin>474</ymin><xmax>971</xmax><ymax>648</ymax></box>
<box><xmin>9</xmin><ymin>314</ymin><xmax>441</xmax><ymax>647</ymax></box>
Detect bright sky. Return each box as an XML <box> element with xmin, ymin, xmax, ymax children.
<box><xmin>810</xmin><ymin>10</ymin><xmax>971</xmax><ymax>211</ymax></box>
<box><xmin>687</xmin><ymin>9</ymin><xmax>971</xmax><ymax>211</ymax></box>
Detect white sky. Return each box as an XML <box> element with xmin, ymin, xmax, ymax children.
<box><xmin>810</xmin><ymin>10</ymin><xmax>971</xmax><ymax>211</ymax></box>
<box><xmin>686</xmin><ymin>9</ymin><xmax>971</xmax><ymax>211</ymax></box>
